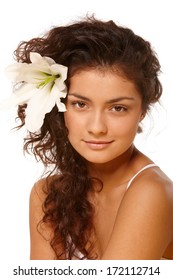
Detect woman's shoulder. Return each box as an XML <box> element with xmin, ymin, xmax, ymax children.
<box><xmin>130</xmin><ymin>164</ymin><xmax>173</xmax><ymax>192</ymax></box>
<box><xmin>29</xmin><ymin>174</ymin><xmax>59</xmax><ymax>239</ymax></box>
<box><xmin>30</xmin><ymin>174</ymin><xmax>59</xmax><ymax>208</ymax></box>
<box><xmin>101</xmin><ymin>164</ymin><xmax>173</xmax><ymax>259</ymax></box>
<box><xmin>124</xmin><ymin>165</ymin><xmax>173</xmax><ymax>235</ymax></box>
<box><xmin>29</xmin><ymin>175</ymin><xmax>59</xmax><ymax>259</ymax></box>
<box><xmin>130</xmin><ymin>149</ymin><xmax>173</xmax><ymax>196</ymax></box>
<box><xmin>126</xmin><ymin>164</ymin><xmax>173</xmax><ymax>206</ymax></box>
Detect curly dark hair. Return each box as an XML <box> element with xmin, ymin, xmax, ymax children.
<box><xmin>14</xmin><ymin>16</ymin><xmax>162</xmax><ymax>259</ymax></box>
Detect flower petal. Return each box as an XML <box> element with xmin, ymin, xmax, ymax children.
<box><xmin>51</xmin><ymin>83</ymin><xmax>67</xmax><ymax>99</ymax></box>
<box><xmin>50</xmin><ymin>63</ymin><xmax>68</xmax><ymax>77</ymax></box>
<box><xmin>5</xmin><ymin>63</ymin><xmax>29</xmax><ymax>82</ymax></box>
<box><xmin>25</xmin><ymin>84</ymin><xmax>57</xmax><ymax>132</ymax></box>
<box><xmin>56</xmin><ymin>99</ymin><xmax>67</xmax><ymax>112</ymax></box>
<box><xmin>50</xmin><ymin>84</ymin><xmax>67</xmax><ymax>112</ymax></box>
<box><xmin>14</xmin><ymin>84</ymin><xmax>38</xmax><ymax>104</ymax></box>
<box><xmin>54</xmin><ymin>78</ymin><xmax>66</xmax><ymax>91</ymax></box>
<box><xmin>30</xmin><ymin>52</ymin><xmax>56</xmax><ymax>66</ymax></box>
<box><xmin>0</xmin><ymin>84</ymin><xmax>36</xmax><ymax>109</ymax></box>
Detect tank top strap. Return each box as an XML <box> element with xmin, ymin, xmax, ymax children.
<box><xmin>126</xmin><ymin>163</ymin><xmax>158</xmax><ymax>190</ymax></box>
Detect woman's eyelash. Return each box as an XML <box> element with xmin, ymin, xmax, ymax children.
<box><xmin>111</xmin><ymin>105</ymin><xmax>128</xmax><ymax>112</ymax></box>
<box><xmin>71</xmin><ymin>101</ymin><xmax>87</xmax><ymax>108</ymax></box>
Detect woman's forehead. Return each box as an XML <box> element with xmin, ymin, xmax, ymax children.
<box><xmin>68</xmin><ymin>69</ymin><xmax>141</xmax><ymax>102</ymax></box>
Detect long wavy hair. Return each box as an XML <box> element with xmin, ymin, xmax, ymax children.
<box><xmin>14</xmin><ymin>16</ymin><xmax>162</xmax><ymax>259</ymax></box>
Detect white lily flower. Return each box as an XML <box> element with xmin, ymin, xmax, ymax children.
<box><xmin>1</xmin><ymin>52</ymin><xmax>68</xmax><ymax>132</ymax></box>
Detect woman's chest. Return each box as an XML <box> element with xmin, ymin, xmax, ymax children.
<box><xmin>91</xmin><ymin>186</ymin><xmax>126</xmax><ymax>257</ymax></box>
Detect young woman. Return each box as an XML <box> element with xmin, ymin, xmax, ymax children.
<box><xmin>4</xmin><ymin>16</ymin><xmax>173</xmax><ymax>259</ymax></box>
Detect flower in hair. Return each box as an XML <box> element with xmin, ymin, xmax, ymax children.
<box><xmin>1</xmin><ymin>52</ymin><xmax>68</xmax><ymax>132</ymax></box>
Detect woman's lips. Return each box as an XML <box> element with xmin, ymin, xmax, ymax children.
<box><xmin>83</xmin><ymin>140</ymin><xmax>114</xmax><ymax>150</ymax></box>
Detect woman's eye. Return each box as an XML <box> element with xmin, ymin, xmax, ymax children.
<box><xmin>71</xmin><ymin>101</ymin><xmax>87</xmax><ymax>109</ymax></box>
<box><xmin>111</xmin><ymin>105</ymin><xmax>127</xmax><ymax>112</ymax></box>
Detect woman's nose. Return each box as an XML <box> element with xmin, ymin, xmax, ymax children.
<box><xmin>87</xmin><ymin>111</ymin><xmax>107</xmax><ymax>135</ymax></box>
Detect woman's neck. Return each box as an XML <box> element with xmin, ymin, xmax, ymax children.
<box><xmin>87</xmin><ymin>145</ymin><xmax>138</xmax><ymax>190</ymax></box>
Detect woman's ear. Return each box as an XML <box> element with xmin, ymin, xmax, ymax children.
<box><xmin>137</xmin><ymin>112</ymin><xmax>146</xmax><ymax>133</ymax></box>
<box><xmin>140</xmin><ymin>111</ymin><xmax>146</xmax><ymax>121</ymax></box>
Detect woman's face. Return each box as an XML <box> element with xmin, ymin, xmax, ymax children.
<box><xmin>64</xmin><ymin>69</ymin><xmax>144</xmax><ymax>164</ymax></box>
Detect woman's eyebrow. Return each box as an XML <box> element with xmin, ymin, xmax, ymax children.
<box><xmin>68</xmin><ymin>93</ymin><xmax>91</xmax><ymax>101</ymax></box>
<box><xmin>68</xmin><ymin>93</ymin><xmax>135</xmax><ymax>103</ymax></box>
<box><xmin>106</xmin><ymin>97</ymin><xmax>135</xmax><ymax>103</ymax></box>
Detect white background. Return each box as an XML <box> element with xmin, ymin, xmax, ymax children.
<box><xmin>0</xmin><ymin>0</ymin><xmax>172</xmax><ymax>262</ymax></box>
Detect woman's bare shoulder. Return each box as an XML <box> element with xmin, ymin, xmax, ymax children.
<box><xmin>133</xmin><ymin>166</ymin><xmax>173</xmax><ymax>196</ymax></box>
<box><xmin>29</xmin><ymin>175</ymin><xmax>59</xmax><ymax>259</ymax></box>
<box><xmin>29</xmin><ymin>174</ymin><xmax>59</xmax><ymax>227</ymax></box>
<box><xmin>126</xmin><ymin>166</ymin><xmax>173</xmax><ymax>214</ymax></box>
<box><xmin>123</xmin><ymin>166</ymin><xmax>173</xmax><ymax>242</ymax></box>
<box><xmin>101</xmin><ymin>167</ymin><xmax>173</xmax><ymax>259</ymax></box>
<box><xmin>30</xmin><ymin>174</ymin><xmax>58</xmax><ymax>205</ymax></box>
